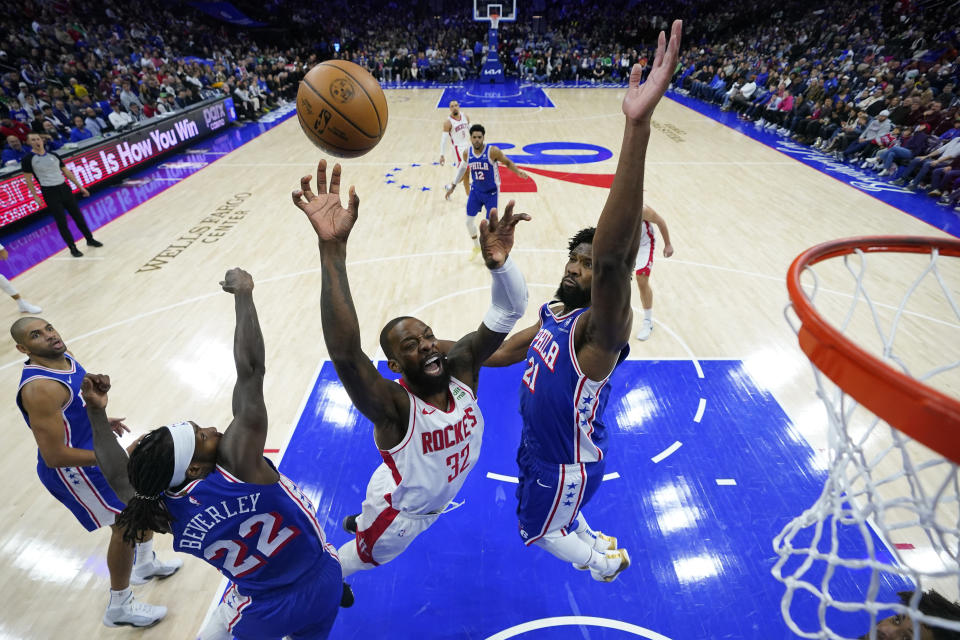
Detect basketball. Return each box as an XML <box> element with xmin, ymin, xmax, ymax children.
<box><xmin>296</xmin><ymin>60</ymin><xmax>389</xmax><ymax>158</ymax></box>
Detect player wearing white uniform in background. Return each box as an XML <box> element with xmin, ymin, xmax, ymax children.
<box><xmin>0</xmin><ymin>243</ymin><xmax>41</xmax><ymax>313</ymax></box>
<box><xmin>291</xmin><ymin>159</ymin><xmax>530</xmax><ymax>582</ymax></box>
<box><xmin>633</xmin><ymin>204</ymin><xmax>673</xmax><ymax>341</ymax></box>
<box><xmin>440</xmin><ymin>100</ymin><xmax>471</xmax><ymax>199</ymax></box>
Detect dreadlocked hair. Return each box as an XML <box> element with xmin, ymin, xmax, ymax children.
<box><xmin>567</xmin><ymin>227</ymin><xmax>596</xmax><ymax>254</ymax></box>
<box><xmin>115</xmin><ymin>428</ymin><xmax>177</xmax><ymax>545</ymax></box>
<box><xmin>898</xmin><ymin>590</ymin><xmax>960</xmax><ymax>640</ymax></box>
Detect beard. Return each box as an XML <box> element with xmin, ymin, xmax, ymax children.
<box><xmin>555</xmin><ymin>281</ymin><xmax>591</xmax><ymax>310</ymax></box>
<box><xmin>403</xmin><ymin>354</ymin><xmax>452</xmax><ymax>395</ymax></box>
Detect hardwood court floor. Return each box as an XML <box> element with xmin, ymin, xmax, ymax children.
<box><xmin>0</xmin><ymin>88</ymin><xmax>956</xmax><ymax>639</ymax></box>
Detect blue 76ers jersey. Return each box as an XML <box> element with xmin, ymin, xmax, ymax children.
<box><xmin>165</xmin><ymin>461</ymin><xmax>338</xmax><ymax>593</ymax></box>
<box><xmin>17</xmin><ymin>353</ymin><xmax>90</xmax><ymax>455</ymax></box>
<box><xmin>468</xmin><ymin>144</ymin><xmax>500</xmax><ymax>193</ymax></box>
<box><xmin>518</xmin><ymin>304</ymin><xmax>628</xmax><ymax>464</ymax></box>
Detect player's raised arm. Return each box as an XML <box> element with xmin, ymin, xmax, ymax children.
<box><xmin>581</xmin><ymin>20</ymin><xmax>681</xmax><ymax>378</ymax></box>
<box><xmin>292</xmin><ymin>160</ymin><xmax>409</xmax><ymax>443</ymax></box>
<box><xmin>445</xmin><ymin>201</ymin><xmax>530</xmax><ymax>387</ymax></box>
<box><xmin>216</xmin><ymin>268</ymin><xmax>277</xmax><ymax>483</ymax></box>
<box><xmin>82</xmin><ymin>374</ymin><xmax>135</xmax><ymax>503</ymax></box>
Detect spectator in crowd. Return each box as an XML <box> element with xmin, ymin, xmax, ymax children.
<box><xmin>118</xmin><ymin>81</ymin><xmax>143</xmax><ymax>111</ymax></box>
<box><xmin>839</xmin><ymin>110</ymin><xmax>892</xmax><ymax>162</ymax></box>
<box><xmin>0</xmin><ymin>115</ymin><xmax>30</xmax><ymax>142</ymax></box>
<box><xmin>106</xmin><ymin>103</ymin><xmax>134</xmax><ymax>130</ymax></box>
<box><xmin>69</xmin><ymin>116</ymin><xmax>95</xmax><ymax>143</ymax></box>
<box><xmin>84</xmin><ymin>108</ymin><xmax>109</xmax><ymax>137</ymax></box>
<box><xmin>2</xmin><ymin>135</ymin><xmax>27</xmax><ymax>165</ymax></box>
<box><xmin>893</xmin><ymin>134</ymin><xmax>960</xmax><ymax>190</ymax></box>
<box><xmin>873</xmin><ymin>124</ymin><xmax>930</xmax><ymax>177</ymax></box>
<box><xmin>41</xmin><ymin>121</ymin><xmax>67</xmax><ymax>150</ymax></box>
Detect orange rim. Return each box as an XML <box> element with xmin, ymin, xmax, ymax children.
<box><xmin>787</xmin><ymin>236</ymin><xmax>960</xmax><ymax>464</ymax></box>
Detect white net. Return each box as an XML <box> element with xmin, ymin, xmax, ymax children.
<box><xmin>773</xmin><ymin>242</ymin><xmax>960</xmax><ymax>639</ymax></box>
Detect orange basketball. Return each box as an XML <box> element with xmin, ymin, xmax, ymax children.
<box><xmin>296</xmin><ymin>61</ymin><xmax>388</xmax><ymax>158</ymax></box>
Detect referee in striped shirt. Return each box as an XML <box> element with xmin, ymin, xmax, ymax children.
<box><xmin>22</xmin><ymin>132</ymin><xmax>103</xmax><ymax>258</ymax></box>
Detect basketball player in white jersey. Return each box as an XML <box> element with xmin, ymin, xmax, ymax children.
<box><xmin>439</xmin><ymin>100</ymin><xmax>471</xmax><ymax>199</ymax></box>
<box><xmin>291</xmin><ymin>159</ymin><xmax>530</xmax><ymax>581</ymax></box>
<box><xmin>634</xmin><ymin>204</ymin><xmax>673</xmax><ymax>341</ymax></box>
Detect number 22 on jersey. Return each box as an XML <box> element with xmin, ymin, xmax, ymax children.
<box><xmin>204</xmin><ymin>512</ymin><xmax>301</xmax><ymax>579</ymax></box>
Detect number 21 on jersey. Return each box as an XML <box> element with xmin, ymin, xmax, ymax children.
<box><xmin>522</xmin><ymin>357</ymin><xmax>539</xmax><ymax>392</ymax></box>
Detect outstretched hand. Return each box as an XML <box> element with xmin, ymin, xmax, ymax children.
<box><xmin>479</xmin><ymin>200</ymin><xmax>531</xmax><ymax>269</ymax></box>
<box><xmin>291</xmin><ymin>159</ymin><xmax>360</xmax><ymax>244</ymax></box>
<box><xmin>622</xmin><ymin>19</ymin><xmax>683</xmax><ymax>123</ymax></box>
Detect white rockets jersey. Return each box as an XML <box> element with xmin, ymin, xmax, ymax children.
<box><xmin>638</xmin><ymin>219</ymin><xmax>653</xmax><ymax>248</ymax></box>
<box><xmin>448</xmin><ymin>114</ymin><xmax>470</xmax><ymax>148</ymax></box>
<box><xmin>378</xmin><ymin>376</ymin><xmax>483</xmax><ymax>514</ymax></box>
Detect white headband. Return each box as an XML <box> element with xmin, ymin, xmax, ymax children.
<box><xmin>166</xmin><ymin>421</ymin><xmax>197</xmax><ymax>488</ymax></box>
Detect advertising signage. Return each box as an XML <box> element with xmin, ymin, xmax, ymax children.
<box><xmin>0</xmin><ymin>97</ymin><xmax>236</xmax><ymax>228</ymax></box>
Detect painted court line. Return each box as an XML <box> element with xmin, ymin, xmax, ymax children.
<box><xmin>486</xmin><ymin>471</ymin><xmax>621</xmax><ymax>483</ymax></box>
<box><xmin>694</xmin><ymin>398</ymin><xmax>707</xmax><ymax>423</ymax></box>
<box><xmin>715</xmin><ymin>479</ymin><xmax>738</xmax><ymax>486</ymax></box>
<box><xmin>651</xmin><ymin>441</ymin><xmax>682</xmax><ymax>463</ymax></box>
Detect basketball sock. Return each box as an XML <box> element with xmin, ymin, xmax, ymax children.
<box><xmin>572</xmin><ymin>511</ymin><xmax>596</xmax><ymax>537</ymax></box>
<box><xmin>644</xmin><ymin>308</ymin><xmax>653</xmax><ymax>321</ymax></box>
<box><xmin>108</xmin><ymin>587</ymin><xmax>132</xmax><ymax>608</ymax></box>
<box><xmin>466</xmin><ymin>217</ymin><xmax>480</xmax><ymax>247</ymax></box>
<box><xmin>533</xmin><ymin>532</ymin><xmax>593</xmax><ymax>566</ymax></box>
<box><xmin>134</xmin><ymin>539</ymin><xmax>153</xmax><ymax>565</ymax></box>
<box><xmin>0</xmin><ymin>275</ymin><xmax>17</xmax><ymax>296</ymax></box>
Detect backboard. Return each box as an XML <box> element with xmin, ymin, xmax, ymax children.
<box><xmin>473</xmin><ymin>0</ymin><xmax>516</xmax><ymax>22</ymax></box>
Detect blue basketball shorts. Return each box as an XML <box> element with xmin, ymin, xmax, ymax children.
<box><xmin>37</xmin><ymin>462</ymin><xmax>126</xmax><ymax>531</ymax></box>
<box><xmin>515</xmin><ymin>442</ymin><xmax>605</xmax><ymax>546</ymax></box>
<box><xmin>219</xmin><ymin>555</ymin><xmax>342</xmax><ymax>640</ymax></box>
<box><xmin>466</xmin><ymin>188</ymin><xmax>498</xmax><ymax>218</ymax></box>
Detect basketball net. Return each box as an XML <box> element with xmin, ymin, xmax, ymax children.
<box><xmin>489</xmin><ymin>14</ymin><xmax>500</xmax><ymax>30</ymax></box>
<box><xmin>774</xmin><ymin>237</ymin><xmax>960</xmax><ymax>639</ymax></box>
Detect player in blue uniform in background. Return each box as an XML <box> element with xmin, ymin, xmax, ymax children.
<box><xmin>12</xmin><ymin>316</ymin><xmax>179</xmax><ymax>628</ymax></box>
<box><xmin>445</xmin><ymin>124</ymin><xmax>529</xmax><ymax>258</ymax></box>
<box><xmin>85</xmin><ymin>268</ymin><xmax>345</xmax><ymax>640</ymax></box>
<box><xmin>483</xmin><ymin>20</ymin><xmax>683</xmax><ymax>582</ymax></box>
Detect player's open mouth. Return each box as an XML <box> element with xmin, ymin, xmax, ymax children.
<box><xmin>423</xmin><ymin>354</ymin><xmax>442</xmax><ymax>376</ymax></box>
<box><xmin>50</xmin><ymin>339</ymin><xmax>63</xmax><ymax>348</ymax></box>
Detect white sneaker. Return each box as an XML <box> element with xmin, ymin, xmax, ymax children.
<box><xmin>590</xmin><ymin>548</ymin><xmax>631</xmax><ymax>582</ymax></box>
<box><xmin>130</xmin><ymin>552</ymin><xmax>183</xmax><ymax>585</ymax></box>
<box><xmin>572</xmin><ymin>531</ymin><xmax>618</xmax><ymax>570</ymax></box>
<box><xmin>636</xmin><ymin>318</ymin><xmax>653</xmax><ymax>341</ymax></box>
<box><xmin>17</xmin><ymin>300</ymin><xmax>41</xmax><ymax>313</ymax></box>
<box><xmin>102</xmin><ymin>593</ymin><xmax>167</xmax><ymax>628</ymax></box>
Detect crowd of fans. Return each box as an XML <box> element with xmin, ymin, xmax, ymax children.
<box><xmin>671</xmin><ymin>0</ymin><xmax>960</xmax><ymax>210</ymax></box>
<box><xmin>1</xmin><ymin>0</ymin><xmax>958</xmax><ymax>209</ymax></box>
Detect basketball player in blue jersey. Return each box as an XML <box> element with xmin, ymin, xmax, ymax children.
<box><xmin>482</xmin><ymin>20</ymin><xmax>683</xmax><ymax>582</ymax></box>
<box><xmin>291</xmin><ymin>159</ymin><xmax>529</xmax><ymax>583</ymax></box>
<box><xmin>84</xmin><ymin>269</ymin><xmax>344</xmax><ymax>640</ymax></box>
<box><xmin>11</xmin><ymin>317</ymin><xmax>179</xmax><ymax>628</ymax></box>
<box><xmin>445</xmin><ymin>123</ymin><xmax>529</xmax><ymax>258</ymax></box>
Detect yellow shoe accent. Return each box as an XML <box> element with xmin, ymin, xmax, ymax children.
<box><xmin>590</xmin><ymin>548</ymin><xmax>630</xmax><ymax>582</ymax></box>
